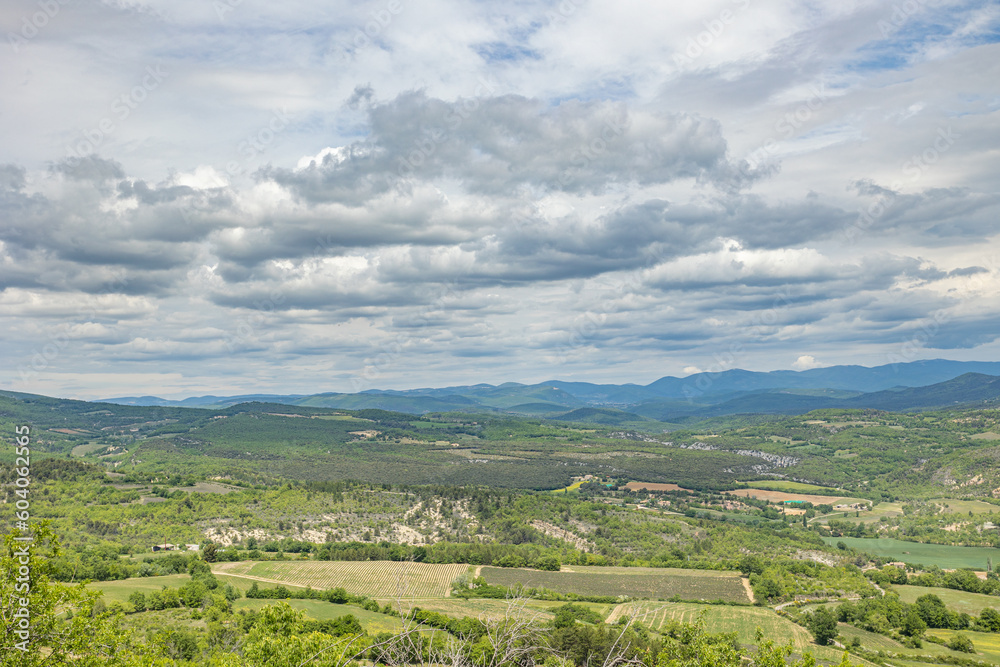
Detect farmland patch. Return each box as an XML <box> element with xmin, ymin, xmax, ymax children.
<box><xmin>212</xmin><ymin>560</ymin><xmax>468</xmax><ymax>599</ymax></box>
<box><xmin>479</xmin><ymin>566</ymin><xmax>749</xmax><ymax>603</ymax></box>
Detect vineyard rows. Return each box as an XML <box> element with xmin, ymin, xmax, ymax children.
<box><xmin>480</xmin><ymin>567</ymin><xmax>750</xmax><ymax>603</ymax></box>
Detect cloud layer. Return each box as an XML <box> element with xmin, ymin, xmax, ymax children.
<box><xmin>1</xmin><ymin>0</ymin><xmax>999</xmax><ymax>398</ymax></box>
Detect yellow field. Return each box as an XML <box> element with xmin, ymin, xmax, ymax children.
<box><xmin>927</xmin><ymin>629</ymin><xmax>1000</xmax><ymax>663</ymax></box>
<box><xmin>213</xmin><ymin>560</ymin><xmax>469</xmax><ymax>599</ymax></box>
<box><xmin>552</xmin><ymin>480</ymin><xmax>586</xmax><ymax>493</ymax></box>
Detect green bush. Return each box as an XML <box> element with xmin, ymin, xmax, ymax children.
<box><xmin>947</xmin><ymin>633</ymin><xmax>975</xmax><ymax>653</ymax></box>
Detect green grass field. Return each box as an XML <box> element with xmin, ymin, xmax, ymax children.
<box><xmin>71</xmin><ymin>443</ymin><xmax>105</xmax><ymax>457</ymax></box>
<box><xmin>927</xmin><ymin>629</ymin><xmax>1000</xmax><ymax>663</ymax></box>
<box><xmin>90</xmin><ymin>577</ymin><xmax>402</xmax><ymax>634</ymax></box>
<box><xmin>479</xmin><ymin>566</ymin><xmax>750</xmax><ymax>603</ymax></box>
<box><xmin>233</xmin><ymin>599</ymin><xmax>402</xmax><ymax>633</ymax></box>
<box><xmin>213</xmin><ymin>560</ymin><xmax>468</xmax><ymax>599</ymax></box>
<box><xmin>928</xmin><ymin>498</ymin><xmax>1000</xmax><ymax>515</ymax></box>
<box><xmin>894</xmin><ymin>585</ymin><xmax>1000</xmax><ymax>616</ymax></box>
<box><xmin>612</xmin><ymin>601</ymin><xmax>852</xmax><ymax>663</ymax></box>
<box><xmin>87</xmin><ymin>574</ymin><xmax>193</xmax><ymax>604</ymax></box>
<box><xmin>822</xmin><ymin>502</ymin><xmax>905</xmax><ymax>525</ymax></box>
<box><xmin>822</xmin><ymin>537</ymin><xmax>1000</xmax><ymax>569</ymax></box>
<box><xmin>837</xmin><ymin>623</ymin><xmax>907</xmax><ymax>651</ymax></box>
<box><xmin>738</xmin><ymin>480</ymin><xmax>844</xmax><ymax>494</ymax></box>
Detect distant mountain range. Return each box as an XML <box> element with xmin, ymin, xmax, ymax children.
<box><xmin>99</xmin><ymin>359</ymin><xmax>1000</xmax><ymax>423</ymax></box>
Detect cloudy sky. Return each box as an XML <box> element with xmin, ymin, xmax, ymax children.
<box><xmin>2</xmin><ymin>0</ymin><xmax>999</xmax><ymax>399</ymax></box>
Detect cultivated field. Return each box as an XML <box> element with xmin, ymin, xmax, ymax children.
<box><xmin>624</xmin><ymin>482</ymin><xmax>689</xmax><ymax>492</ymax></box>
<box><xmin>479</xmin><ymin>566</ymin><xmax>750</xmax><ymax>603</ymax></box>
<box><xmin>822</xmin><ymin>502</ymin><xmax>905</xmax><ymax>525</ymax></box>
<box><xmin>213</xmin><ymin>560</ymin><xmax>468</xmax><ymax>599</ymax></box>
<box><xmin>611</xmin><ymin>601</ymin><xmax>852</xmax><ymax>663</ymax></box>
<box><xmin>822</xmin><ymin>537</ymin><xmax>1000</xmax><ymax>569</ymax></box>
<box><xmin>403</xmin><ymin>598</ymin><xmax>560</xmax><ymax>623</ymax></box>
<box><xmin>895</xmin><ymin>585</ymin><xmax>1000</xmax><ymax>616</ymax></box>
<box><xmin>726</xmin><ymin>488</ymin><xmax>866</xmax><ymax>506</ymax></box>
<box><xmin>738</xmin><ymin>481</ymin><xmax>843</xmax><ymax>493</ymax></box>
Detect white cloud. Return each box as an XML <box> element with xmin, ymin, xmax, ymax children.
<box><xmin>792</xmin><ymin>354</ymin><xmax>825</xmax><ymax>370</ymax></box>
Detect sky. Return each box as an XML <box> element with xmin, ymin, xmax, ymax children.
<box><xmin>1</xmin><ymin>0</ymin><xmax>1000</xmax><ymax>400</ymax></box>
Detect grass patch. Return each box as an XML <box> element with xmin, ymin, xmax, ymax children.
<box><xmin>928</xmin><ymin>498</ymin><xmax>1000</xmax><ymax>515</ymax></box>
<box><xmin>87</xmin><ymin>574</ymin><xmax>193</xmax><ymax>605</ymax></box>
<box><xmin>822</xmin><ymin>502</ymin><xmax>905</xmax><ymax>525</ymax></box>
<box><xmin>71</xmin><ymin>443</ymin><xmax>105</xmax><ymax>457</ymax></box>
<box><xmin>927</xmin><ymin>629</ymin><xmax>1000</xmax><ymax>661</ymax></box>
<box><xmin>737</xmin><ymin>480</ymin><xmax>843</xmax><ymax>493</ymax></box>
<box><xmin>233</xmin><ymin>599</ymin><xmax>401</xmax><ymax>633</ymax></box>
<box><xmin>822</xmin><ymin>537</ymin><xmax>1000</xmax><ymax>569</ymax></box>
<box><xmin>894</xmin><ymin>585</ymin><xmax>1000</xmax><ymax>616</ymax></box>
<box><xmin>615</xmin><ymin>601</ymin><xmax>851</xmax><ymax>663</ymax></box>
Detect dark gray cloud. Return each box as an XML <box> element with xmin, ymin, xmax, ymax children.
<box><xmin>267</xmin><ymin>92</ymin><xmax>764</xmax><ymax>203</ymax></box>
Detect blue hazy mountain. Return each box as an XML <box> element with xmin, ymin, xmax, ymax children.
<box><xmin>99</xmin><ymin>359</ymin><xmax>1000</xmax><ymax>418</ymax></box>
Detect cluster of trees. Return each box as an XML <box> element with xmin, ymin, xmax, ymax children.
<box><xmin>861</xmin><ymin>562</ymin><xmax>1000</xmax><ymax>596</ymax></box>
<box><xmin>46</xmin><ymin>545</ymin><xmax>223</xmax><ymax>582</ymax></box>
<box><xmin>244</xmin><ymin>582</ymin><xmax>390</xmax><ymax>614</ymax></box>
<box><xmin>832</xmin><ymin>592</ymin><xmax>1000</xmax><ymax>644</ymax></box>
<box><xmin>740</xmin><ymin>556</ymin><xmax>879</xmax><ymax>603</ymax></box>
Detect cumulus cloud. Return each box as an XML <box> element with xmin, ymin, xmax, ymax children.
<box><xmin>792</xmin><ymin>355</ymin><xmax>824</xmax><ymax>370</ymax></box>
